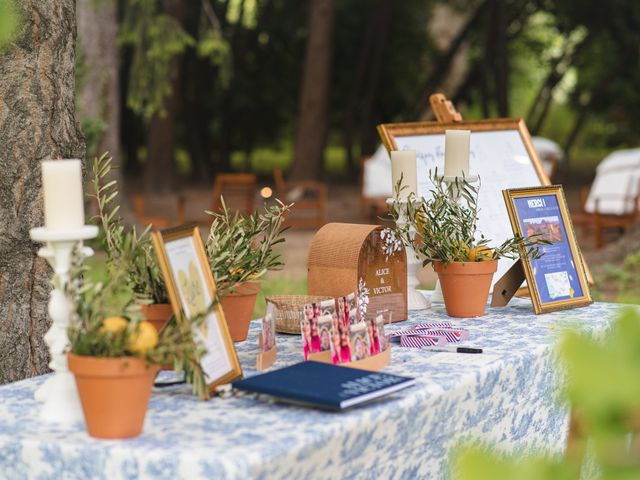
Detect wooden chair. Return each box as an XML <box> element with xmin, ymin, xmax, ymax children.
<box><xmin>177</xmin><ymin>173</ymin><xmax>257</xmax><ymax>226</ymax></box>
<box><xmin>273</xmin><ymin>168</ymin><xmax>326</xmax><ymax>229</ymax></box>
<box><xmin>134</xmin><ymin>194</ymin><xmax>171</xmax><ymax>229</ymax></box>
<box><xmin>571</xmin><ymin>183</ymin><xmax>640</xmax><ymax>248</ymax></box>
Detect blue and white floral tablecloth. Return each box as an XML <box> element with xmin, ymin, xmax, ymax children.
<box><xmin>0</xmin><ymin>301</ymin><xmax>627</xmax><ymax>479</ymax></box>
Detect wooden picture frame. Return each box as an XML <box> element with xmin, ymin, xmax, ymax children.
<box><xmin>502</xmin><ymin>186</ymin><xmax>592</xmax><ymax>314</ymax></box>
<box><xmin>152</xmin><ymin>225</ymin><xmax>242</xmax><ymax>391</ymax></box>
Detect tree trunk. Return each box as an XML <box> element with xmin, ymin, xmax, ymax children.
<box><xmin>290</xmin><ymin>0</ymin><xmax>335</xmax><ymax>181</ymax></box>
<box><xmin>76</xmin><ymin>0</ymin><xmax>120</xmax><ymax>161</ymax></box>
<box><xmin>76</xmin><ymin>0</ymin><xmax>133</xmax><ymax>222</ymax></box>
<box><xmin>493</xmin><ymin>0</ymin><xmax>509</xmax><ymax>116</ymax></box>
<box><xmin>411</xmin><ymin>0</ymin><xmax>488</xmax><ymax>118</ymax></box>
<box><xmin>358</xmin><ymin>0</ymin><xmax>392</xmax><ymax>159</ymax></box>
<box><xmin>343</xmin><ymin>0</ymin><xmax>379</xmax><ymax>175</ymax></box>
<box><xmin>145</xmin><ymin>0</ymin><xmax>185</xmax><ymax>193</ymax></box>
<box><xmin>0</xmin><ymin>1</ymin><xmax>85</xmax><ymax>384</ymax></box>
<box><xmin>527</xmin><ymin>33</ymin><xmax>592</xmax><ymax>135</ymax></box>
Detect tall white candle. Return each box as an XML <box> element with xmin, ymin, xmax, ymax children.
<box><xmin>391</xmin><ymin>150</ymin><xmax>417</xmax><ymax>200</ymax></box>
<box><xmin>444</xmin><ymin>130</ymin><xmax>470</xmax><ymax>177</ymax></box>
<box><xmin>41</xmin><ymin>159</ymin><xmax>85</xmax><ymax>230</ymax></box>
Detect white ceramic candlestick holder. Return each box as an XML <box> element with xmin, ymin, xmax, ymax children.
<box><xmin>387</xmin><ymin>198</ymin><xmax>430</xmax><ymax>310</ymax></box>
<box><xmin>431</xmin><ymin>174</ymin><xmax>480</xmax><ymax>304</ymax></box>
<box><xmin>30</xmin><ymin>226</ymin><xmax>98</xmax><ymax>424</ymax></box>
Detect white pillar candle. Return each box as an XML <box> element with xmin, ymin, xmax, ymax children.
<box><xmin>444</xmin><ymin>130</ymin><xmax>470</xmax><ymax>177</ymax></box>
<box><xmin>41</xmin><ymin>159</ymin><xmax>85</xmax><ymax>230</ymax></box>
<box><xmin>391</xmin><ymin>150</ymin><xmax>417</xmax><ymax>200</ymax></box>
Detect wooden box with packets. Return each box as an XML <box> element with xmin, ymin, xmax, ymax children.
<box><xmin>307</xmin><ymin>223</ymin><xmax>407</xmax><ymax>324</ymax></box>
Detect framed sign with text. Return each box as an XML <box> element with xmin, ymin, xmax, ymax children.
<box><xmin>502</xmin><ymin>186</ymin><xmax>592</xmax><ymax>314</ymax></box>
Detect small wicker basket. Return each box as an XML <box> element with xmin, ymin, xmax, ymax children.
<box><xmin>266</xmin><ymin>295</ymin><xmax>332</xmax><ymax>334</ymax></box>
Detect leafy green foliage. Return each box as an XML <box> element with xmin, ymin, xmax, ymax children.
<box><xmin>90</xmin><ymin>152</ymin><xmax>168</xmax><ymax>303</ymax></box>
<box><xmin>80</xmin><ymin>116</ymin><xmax>108</xmax><ymax>158</ymax></box>
<box><xmin>391</xmin><ymin>172</ymin><xmax>547</xmax><ymax>266</ymax></box>
<box><xmin>119</xmin><ymin>0</ymin><xmax>195</xmax><ymax>119</ymax></box>
<box><xmin>205</xmin><ymin>198</ymin><xmax>291</xmax><ymax>294</ymax></box>
<box><xmin>456</xmin><ymin>448</ymin><xmax>578</xmax><ymax>480</ymax></box>
<box><xmin>456</xmin><ymin>307</ymin><xmax>640</xmax><ymax>480</ymax></box>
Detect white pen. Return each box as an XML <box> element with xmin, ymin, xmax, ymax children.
<box><xmin>422</xmin><ymin>346</ymin><xmax>483</xmax><ymax>354</ymax></box>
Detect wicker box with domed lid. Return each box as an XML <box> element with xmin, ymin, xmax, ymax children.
<box><xmin>307</xmin><ymin>223</ymin><xmax>407</xmax><ymax>323</ymax></box>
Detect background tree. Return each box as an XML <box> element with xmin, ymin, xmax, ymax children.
<box><xmin>0</xmin><ymin>1</ymin><xmax>85</xmax><ymax>383</ymax></box>
<box><xmin>290</xmin><ymin>0</ymin><xmax>336</xmax><ymax>180</ymax></box>
<box><xmin>99</xmin><ymin>0</ymin><xmax>640</xmax><ymax>187</ymax></box>
<box><xmin>77</xmin><ymin>0</ymin><xmax>120</xmax><ymax>161</ymax></box>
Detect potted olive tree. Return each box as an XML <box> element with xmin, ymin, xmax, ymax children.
<box><xmin>392</xmin><ymin>174</ymin><xmax>546</xmax><ymax>317</ymax></box>
<box><xmin>66</xmin><ymin>254</ymin><xmax>209</xmax><ymax>439</ymax></box>
<box><xmin>90</xmin><ymin>153</ymin><xmax>171</xmax><ymax>333</ymax></box>
<box><xmin>206</xmin><ymin>199</ymin><xmax>291</xmax><ymax>341</ymax></box>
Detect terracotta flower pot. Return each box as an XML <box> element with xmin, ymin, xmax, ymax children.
<box><xmin>221</xmin><ymin>281</ymin><xmax>260</xmax><ymax>342</ymax></box>
<box><xmin>140</xmin><ymin>303</ymin><xmax>173</xmax><ymax>333</ymax></box>
<box><xmin>434</xmin><ymin>260</ymin><xmax>497</xmax><ymax>318</ymax></box>
<box><xmin>68</xmin><ymin>353</ymin><xmax>160</xmax><ymax>439</ymax></box>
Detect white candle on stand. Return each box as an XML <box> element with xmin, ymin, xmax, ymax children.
<box><xmin>444</xmin><ymin>130</ymin><xmax>470</xmax><ymax>177</ymax></box>
<box><xmin>391</xmin><ymin>150</ymin><xmax>417</xmax><ymax>200</ymax></box>
<box><xmin>41</xmin><ymin>159</ymin><xmax>85</xmax><ymax>230</ymax></box>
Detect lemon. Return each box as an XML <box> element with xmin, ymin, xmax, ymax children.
<box><xmin>466</xmin><ymin>245</ymin><xmax>494</xmax><ymax>262</ymax></box>
<box><xmin>101</xmin><ymin>316</ymin><xmax>128</xmax><ymax>334</ymax></box>
<box><xmin>128</xmin><ymin>321</ymin><xmax>159</xmax><ymax>353</ymax></box>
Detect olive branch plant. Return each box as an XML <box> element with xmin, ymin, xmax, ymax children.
<box><xmin>205</xmin><ymin>197</ymin><xmax>292</xmax><ymax>296</ymax></box>
<box><xmin>90</xmin><ymin>152</ymin><xmax>167</xmax><ymax>303</ymax></box>
<box><xmin>390</xmin><ymin>171</ymin><xmax>548</xmax><ymax>266</ymax></box>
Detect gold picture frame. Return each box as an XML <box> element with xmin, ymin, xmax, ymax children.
<box><xmin>502</xmin><ymin>186</ymin><xmax>592</xmax><ymax>314</ymax></box>
<box><xmin>152</xmin><ymin>225</ymin><xmax>242</xmax><ymax>392</ymax></box>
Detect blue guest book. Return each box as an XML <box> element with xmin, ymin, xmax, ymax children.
<box><xmin>232</xmin><ymin>361</ymin><xmax>415</xmax><ymax>410</ymax></box>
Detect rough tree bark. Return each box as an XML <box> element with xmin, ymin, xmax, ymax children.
<box><xmin>0</xmin><ymin>1</ymin><xmax>85</xmax><ymax>384</ymax></box>
<box><xmin>290</xmin><ymin>0</ymin><xmax>335</xmax><ymax>181</ymax></box>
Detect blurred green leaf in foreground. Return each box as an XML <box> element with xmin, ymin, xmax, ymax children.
<box><xmin>456</xmin><ymin>307</ymin><xmax>640</xmax><ymax>480</ymax></box>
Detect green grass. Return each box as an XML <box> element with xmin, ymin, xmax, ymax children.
<box><xmin>72</xmin><ymin>249</ymin><xmax>640</xmax><ymax>321</ymax></box>
<box><xmin>230</xmin><ymin>143</ymin><xmax>348</xmax><ymax>176</ymax></box>
<box><xmin>592</xmin><ymin>251</ymin><xmax>640</xmax><ymax>304</ymax></box>
<box><xmin>84</xmin><ymin>254</ymin><xmax>306</xmax><ymax>319</ymax></box>
<box><xmin>252</xmin><ymin>276</ymin><xmax>307</xmax><ymax>318</ymax></box>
